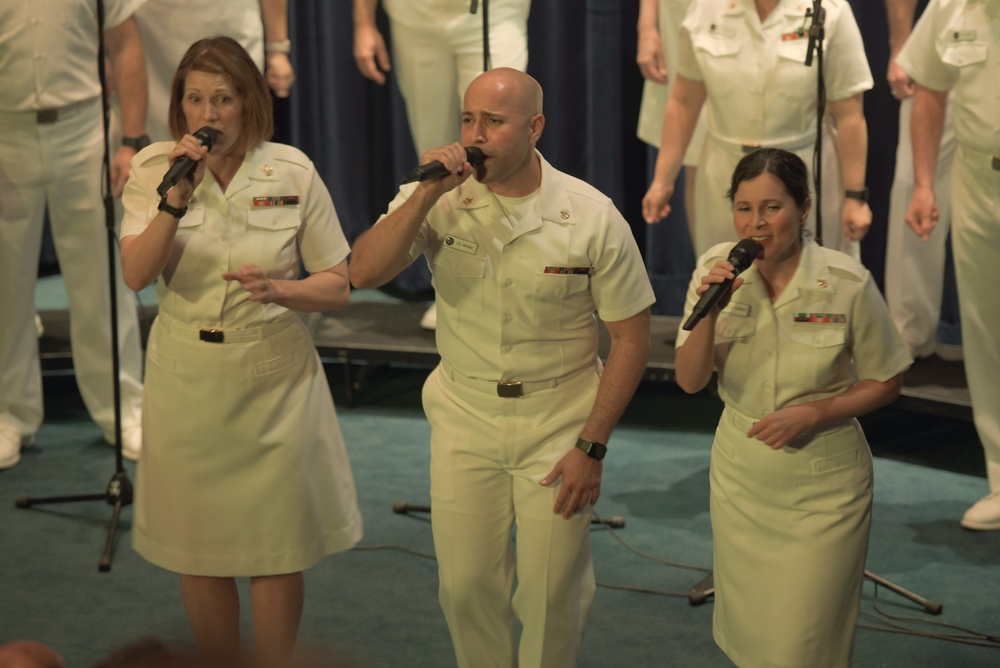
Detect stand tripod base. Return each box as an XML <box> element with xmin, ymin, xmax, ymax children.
<box><xmin>685</xmin><ymin>569</ymin><xmax>942</xmax><ymax>615</ymax></box>
<box><xmin>392</xmin><ymin>501</ymin><xmax>626</xmax><ymax>528</ymax></box>
<box><xmin>15</xmin><ymin>471</ymin><xmax>134</xmax><ymax>572</ymax></box>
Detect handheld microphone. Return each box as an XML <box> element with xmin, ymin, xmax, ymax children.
<box><xmin>401</xmin><ymin>146</ymin><xmax>486</xmax><ymax>184</ymax></box>
<box><xmin>682</xmin><ymin>239</ymin><xmax>760</xmax><ymax>331</ymax></box>
<box><xmin>156</xmin><ymin>126</ymin><xmax>218</xmax><ymax>196</ymax></box>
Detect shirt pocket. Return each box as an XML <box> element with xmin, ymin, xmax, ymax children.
<box><xmin>431</xmin><ymin>250</ymin><xmax>486</xmax><ymax>316</ymax></box>
<box><xmin>245</xmin><ymin>206</ymin><xmax>301</xmax><ymax>273</ymax></box>
<box><xmin>788</xmin><ymin>323</ymin><xmax>847</xmax><ymax>389</ymax></box>
<box><xmin>531</xmin><ymin>273</ymin><xmax>591</xmax><ymax>328</ymax></box>
<box><xmin>692</xmin><ymin>31</ymin><xmax>741</xmax><ymax>100</ymax></box>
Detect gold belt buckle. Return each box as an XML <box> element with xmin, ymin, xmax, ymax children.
<box><xmin>199</xmin><ymin>328</ymin><xmax>224</xmax><ymax>343</ymax></box>
<box><xmin>496</xmin><ymin>381</ymin><xmax>523</xmax><ymax>398</ymax></box>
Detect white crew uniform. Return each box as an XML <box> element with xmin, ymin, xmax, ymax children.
<box><xmin>0</xmin><ymin>0</ymin><xmax>144</xmax><ymax>446</ymax></box>
<box><xmin>676</xmin><ymin>0</ymin><xmax>871</xmax><ymax>256</ymax></box>
<box><xmin>884</xmin><ymin>94</ymin><xmax>956</xmax><ymax>358</ymax></box>
<box><xmin>636</xmin><ymin>0</ymin><xmax>706</xmax><ymax>164</ymax></box>
<box><xmin>898</xmin><ymin>0</ymin><xmax>1000</xmax><ymax>492</ymax></box>
<box><xmin>678</xmin><ymin>240</ymin><xmax>911</xmax><ymax>667</ymax></box>
<box><xmin>382</xmin><ymin>0</ymin><xmax>531</xmax><ymax>155</ymax></box>
<box><xmin>121</xmin><ymin>141</ymin><xmax>363</xmax><ymax>575</ymax></box>
<box><xmin>134</xmin><ymin>0</ymin><xmax>266</xmax><ymax>142</ymax></box>
<box><xmin>376</xmin><ymin>152</ymin><xmax>654</xmax><ymax>668</ymax></box>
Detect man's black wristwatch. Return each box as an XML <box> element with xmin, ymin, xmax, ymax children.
<box><xmin>122</xmin><ymin>134</ymin><xmax>151</xmax><ymax>152</ymax></box>
<box><xmin>575</xmin><ymin>438</ymin><xmax>607</xmax><ymax>461</ymax></box>
<box><xmin>157</xmin><ymin>195</ymin><xmax>187</xmax><ymax>219</ymax></box>
<box><xmin>844</xmin><ymin>187</ymin><xmax>869</xmax><ymax>203</ymax></box>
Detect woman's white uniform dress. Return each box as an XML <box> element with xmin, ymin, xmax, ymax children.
<box><xmin>122</xmin><ymin>141</ymin><xmax>363</xmax><ymax>576</ymax></box>
<box><xmin>676</xmin><ymin>0</ymin><xmax>871</xmax><ymax>256</ymax></box>
<box><xmin>678</xmin><ymin>239</ymin><xmax>911</xmax><ymax>667</ymax></box>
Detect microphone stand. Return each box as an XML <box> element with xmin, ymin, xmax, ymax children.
<box><xmin>14</xmin><ymin>0</ymin><xmax>134</xmax><ymax>572</ymax></box>
<box><xmin>804</xmin><ymin>0</ymin><xmax>826</xmax><ymax>247</ymax></box>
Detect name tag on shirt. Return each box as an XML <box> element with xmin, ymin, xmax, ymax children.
<box><xmin>723</xmin><ymin>302</ymin><xmax>751</xmax><ymax>317</ymax></box>
<box><xmin>951</xmin><ymin>30</ymin><xmax>977</xmax><ymax>42</ymax></box>
<box><xmin>444</xmin><ymin>235</ymin><xmax>478</xmax><ymax>254</ymax></box>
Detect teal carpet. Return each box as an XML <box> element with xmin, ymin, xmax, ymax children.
<box><xmin>2</xmin><ymin>279</ymin><xmax>998</xmax><ymax>666</ymax></box>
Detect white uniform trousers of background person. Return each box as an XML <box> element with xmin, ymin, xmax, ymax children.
<box><xmin>696</xmin><ymin>126</ymin><xmax>852</xmax><ymax>258</ymax></box>
<box><xmin>134</xmin><ymin>0</ymin><xmax>265</xmax><ymax>142</ymax></box>
<box><xmin>422</xmin><ymin>363</ymin><xmax>600</xmax><ymax>668</ymax></box>
<box><xmin>884</xmin><ymin>95</ymin><xmax>956</xmax><ymax>358</ymax></box>
<box><xmin>950</xmin><ymin>145</ymin><xmax>1000</xmax><ymax>493</ymax></box>
<box><xmin>385</xmin><ymin>1</ymin><xmax>530</xmax><ymax>155</ymax></box>
<box><xmin>0</xmin><ymin>99</ymin><xmax>143</xmax><ymax>445</ymax></box>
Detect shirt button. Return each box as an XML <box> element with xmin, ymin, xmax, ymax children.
<box><xmin>504</xmin><ymin>279</ymin><xmax>513</xmax><ymax>287</ymax></box>
<box><xmin>504</xmin><ymin>315</ymin><xmax>513</xmax><ymax>323</ymax></box>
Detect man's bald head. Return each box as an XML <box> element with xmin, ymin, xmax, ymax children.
<box><xmin>465</xmin><ymin>67</ymin><xmax>543</xmax><ymax>117</ymax></box>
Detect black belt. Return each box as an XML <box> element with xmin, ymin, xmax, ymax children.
<box><xmin>34</xmin><ymin>98</ymin><xmax>92</xmax><ymax>124</ymax></box>
<box><xmin>992</xmin><ymin>155</ymin><xmax>1000</xmax><ymax>171</ymax></box>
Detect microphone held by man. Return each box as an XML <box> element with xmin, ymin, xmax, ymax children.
<box><xmin>401</xmin><ymin>146</ymin><xmax>486</xmax><ymax>183</ymax></box>
<box><xmin>156</xmin><ymin>126</ymin><xmax>217</xmax><ymax>196</ymax></box>
<box><xmin>682</xmin><ymin>239</ymin><xmax>761</xmax><ymax>331</ymax></box>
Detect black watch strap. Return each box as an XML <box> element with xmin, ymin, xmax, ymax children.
<box><xmin>575</xmin><ymin>437</ymin><xmax>607</xmax><ymax>461</ymax></box>
<box><xmin>122</xmin><ymin>134</ymin><xmax>151</xmax><ymax>151</ymax></box>
<box><xmin>844</xmin><ymin>187</ymin><xmax>869</xmax><ymax>203</ymax></box>
<box><xmin>158</xmin><ymin>196</ymin><xmax>187</xmax><ymax>219</ymax></box>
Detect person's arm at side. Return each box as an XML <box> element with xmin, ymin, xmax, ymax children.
<box><xmin>120</xmin><ymin>138</ymin><xmax>208</xmax><ymax>290</ymax></box>
<box><xmin>829</xmin><ymin>93</ymin><xmax>872</xmax><ymax>241</ymax></box>
<box><xmin>637</xmin><ymin>0</ymin><xmax>667</xmax><ymax>84</ymax></box>
<box><xmin>351</xmin><ymin>145</ymin><xmax>473</xmax><ymax>288</ymax></box>
<box><xmin>105</xmin><ymin>15</ymin><xmax>147</xmax><ymax>197</ymax></box>
<box><xmin>904</xmin><ymin>84</ymin><xmax>947</xmax><ymax>241</ymax></box>
<box><xmin>747</xmin><ymin>376</ymin><xmax>902</xmax><ymax>450</ymax></box>
<box><xmin>885</xmin><ymin>0</ymin><xmax>918</xmax><ymax>99</ymax></box>
<box><xmin>540</xmin><ymin>308</ymin><xmax>651</xmax><ymax>520</ymax></box>
<box><xmin>353</xmin><ymin>0</ymin><xmax>390</xmax><ymax>84</ymax></box>
<box><xmin>674</xmin><ymin>259</ymin><xmax>742</xmax><ymax>392</ymax></box>
<box><xmin>223</xmin><ymin>259</ymin><xmax>349</xmax><ymax>312</ymax></box>
<box><xmin>261</xmin><ymin>0</ymin><xmax>294</xmax><ymax>97</ymax></box>
<box><xmin>641</xmin><ymin>75</ymin><xmax>706</xmax><ymax>224</ymax></box>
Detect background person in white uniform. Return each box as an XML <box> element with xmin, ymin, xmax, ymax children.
<box><xmin>676</xmin><ymin>148</ymin><xmax>910</xmax><ymax>667</ymax></box>
<box><xmin>350</xmin><ymin>68</ymin><xmax>654</xmax><ymax>668</ymax></box>
<box><xmin>636</xmin><ymin>0</ymin><xmax>705</xmax><ymax>246</ymax></box>
<box><xmin>352</xmin><ymin>0</ymin><xmax>531</xmax><ymax>329</ymax></box>
<box><xmin>898</xmin><ymin>0</ymin><xmax>1000</xmax><ymax>531</ymax></box>
<box><xmin>0</xmin><ymin>0</ymin><xmax>148</xmax><ymax>468</ymax></box>
<box><xmin>134</xmin><ymin>0</ymin><xmax>294</xmax><ymax>144</ymax></box>
<box><xmin>641</xmin><ymin>0</ymin><xmax>873</xmax><ymax>259</ymax></box>
<box><xmin>120</xmin><ymin>38</ymin><xmax>362</xmax><ymax>663</ymax></box>
<box><xmin>883</xmin><ymin>0</ymin><xmax>957</xmax><ymax>359</ymax></box>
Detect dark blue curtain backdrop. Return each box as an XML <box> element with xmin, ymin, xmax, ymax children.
<box><xmin>282</xmin><ymin>0</ymin><xmax>957</xmax><ymax>324</ymax></box>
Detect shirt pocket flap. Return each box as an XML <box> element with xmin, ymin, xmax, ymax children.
<box><xmin>716</xmin><ymin>312</ymin><xmax>755</xmax><ymax>339</ymax></box>
<box><xmin>941</xmin><ymin>42</ymin><xmax>989</xmax><ymax>68</ymax></box>
<box><xmin>533</xmin><ymin>273</ymin><xmax>589</xmax><ymax>298</ymax></box>
<box><xmin>790</xmin><ymin>324</ymin><xmax>846</xmax><ymax>348</ymax></box>
<box><xmin>692</xmin><ymin>32</ymin><xmax>741</xmax><ymax>59</ymax></box>
<box><xmin>440</xmin><ymin>250</ymin><xmax>487</xmax><ymax>279</ymax></box>
<box><xmin>247</xmin><ymin>207</ymin><xmax>301</xmax><ymax>231</ymax></box>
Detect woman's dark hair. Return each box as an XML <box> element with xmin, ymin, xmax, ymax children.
<box><xmin>168</xmin><ymin>36</ymin><xmax>273</xmax><ymax>152</ymax></box>
<box><xmin>726</xmin><ymin>148</ymin><xmax>811</xmax><ymax>208</ymax></box>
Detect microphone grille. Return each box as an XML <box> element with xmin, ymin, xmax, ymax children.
<box><xmin>193</xmin><ymin>126</ymin><xmax>218</xmax><ymax>150</ymax></box>
<box><xmin>729</xmin><ymin>239</ymin><xmax>761</xmax><ymax>273</ymax></box>
<box><xmin>464</xmin><ymin>146</ymin><xmax>486</xmax><ymax>168</ymax></box>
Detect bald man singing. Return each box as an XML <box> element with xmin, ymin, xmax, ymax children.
<box><xmin>351</xmin><ymin>68</ymin><xmax>654</xmax><ymax>668</ymax></box>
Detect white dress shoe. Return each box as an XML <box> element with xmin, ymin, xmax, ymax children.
<box><xmin>960</xmin><ymin>492</ymin><xmax>1000</xmax><ymax>531</ymax></box>
<box><xmin>0</xmin><ymin>425</ymin><xmax>33</xmax><ymax>470</ymax></box>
